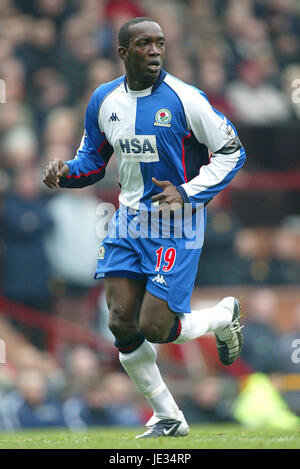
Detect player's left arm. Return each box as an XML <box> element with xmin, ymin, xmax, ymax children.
<box><xmin>176</xmin><ymin>90</ymin><xmax>246</xmax><ymax>207</ymax></box>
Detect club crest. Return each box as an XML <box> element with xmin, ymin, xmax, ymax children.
<box><xmin>97</xmin><ymin>246</ymin><xmax>105</xmax><ymax>259</ymax></box>
<box><xmin>154</xmin><ymin>109</ymin><xmax>172</xmax><ymax>127</ymax></box>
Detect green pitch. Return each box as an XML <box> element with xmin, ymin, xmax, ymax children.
<box><xmin>0</xmin><ymin>425</ymin><xmax>299</xmax><ymax>449</ymax></box>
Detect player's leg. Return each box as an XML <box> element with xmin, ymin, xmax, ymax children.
<box><xmin>138</xmin><ymin>291</ymin><xmax>178</xmax><ymax>343</ymax></box>
<box><xmin>105</xmin><ymin>275</ymin><xmax>187</xmax><ymax>438</ymax></box>
<box><xmin>134</xmin><ymin>290</ymin><xmax>242</xmax><ymax>438</ymax></box>
<box><xmin>141</xmin><ymin>287</ymin><xmax>243</xmax><ymax>364</ymax></box>
<box><xmin>106</xmin><ymin>274</ymin><xmax>236</xmax><ymax>347</ymax></box>
<box><xmin>143</xmin><ymin>293</ymin><xmax>244</xmax><ymax>368</ymax></box>
<box><xmin>144</xmin><ymin>296</ymin><xmax>242</xmax><ymax>363</ymax></box>
<box><xmin>118</xmin><ymin>291</ymin><xmax>186</xmax><ymax>439</ymax></box>
<box><xmin>139</xmin><ymin>291</ymin><xmax>237</xmax><ymax>348</ymax></box>
<box><xmin>136</xmin><ymin>291</ymin><xmax>237</xmax><ymax>438</ymax></box>
<box><xmin>105</xmin><ymin>275</ymin><xmax>145</xmax><ymax>350</ymax></box>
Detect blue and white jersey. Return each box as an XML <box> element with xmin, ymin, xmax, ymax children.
<box><xmin>60</xmin><ymin>71</ymin><xmax>246</xmax><ymax>209</ymax></box>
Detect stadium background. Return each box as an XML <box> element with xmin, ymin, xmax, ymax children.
<box><xmin>0</xmin><ymin>0</ymin><xmax>299</xmax><ymax>431</ymax></box>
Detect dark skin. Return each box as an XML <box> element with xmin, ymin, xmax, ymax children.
<box><xmin>42</xmin><ymin>159</ymin><xmax>69</xmax><ymax>189</ymax></box>
<box><xmin>118</xmin><ymin>21</ymin><xmax>165</xmax><ymax>90</ymax></box>
<box><xmin>43</xmin><ymin>21</ymin><xmax>184</xmax><ymax>344</ymax></box>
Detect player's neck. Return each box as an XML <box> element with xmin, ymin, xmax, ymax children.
<box><xmin>126</xmin><ymin>74</ymin><xmax>158</xmax><ymax>91</ymax></box>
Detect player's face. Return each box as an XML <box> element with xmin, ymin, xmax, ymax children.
<box><xmin>121</xmin><ymin>22</ymin><xmax>165</xmax><ymax>89</ymax></box>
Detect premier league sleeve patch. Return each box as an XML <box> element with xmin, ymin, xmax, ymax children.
<box><xmin>154</xmin><ymin>109</ymin><xmax>172</xmax><ymax>127</ymax></box>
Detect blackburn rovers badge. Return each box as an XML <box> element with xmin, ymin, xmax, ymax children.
<box><xmin>97</xmin><ymin>246</ymin><xmax>105</xmax><ymax>260</ymax></box>
<box><xmin>154</xmin><ymin>109</ymin><xmax>172</xmax><ymax>127</ymax></box>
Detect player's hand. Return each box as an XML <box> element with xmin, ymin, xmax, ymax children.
<box><xmin>151</xmin><ymin>177</ymin><xmax>183</xmax><ymax>210</ymax></box>
<box><xmin>42</xmin><ymin>159</ymin><xmax>69</xmax><ymax>189</ymax></box>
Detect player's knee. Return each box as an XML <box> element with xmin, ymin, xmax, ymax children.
<box><xmin>139</xmin><ymin>322</ymin><xmax>168</xmax><ymax>344</ymax></box>
<box><xmin>108</xmin><ymin>307</ymin><xmax>137</xmax><ymax>340</ymax></box>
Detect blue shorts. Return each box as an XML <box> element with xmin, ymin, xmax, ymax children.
<box><xmin>95</xmin><ymin>205</ymin><xmax>206</xmax><ymax>314</ymax></box>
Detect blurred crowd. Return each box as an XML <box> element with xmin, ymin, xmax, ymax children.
<box><xmin>0</xmin><ymin>342</ymin><xmax>146</xmax><ymax>429</ymax></box>
<box><xmin>0</xmin><ymin>0</ymin><xmax>300</xmax><ymax>431</ymax></box>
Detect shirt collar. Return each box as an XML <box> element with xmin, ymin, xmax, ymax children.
<box><xmin>127</xmin><ymin>84</ymin><xmax>153</xmax><ymax>97</ymax></box>
<box><xmin>124</xmin><ymin>70</ymin><xmax>166</xmax><ymax>96</ymax></box>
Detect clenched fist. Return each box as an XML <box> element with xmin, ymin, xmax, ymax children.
<box><xmin>43</xmin><ymin>159</ymin><xmax>69</xmax><ymax>189</ymax></box>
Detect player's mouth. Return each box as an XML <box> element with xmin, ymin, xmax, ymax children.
<box><xmin>146</xmin><ymin>61</ymin><xmax>161</xmax><ymax>73</ymax></box>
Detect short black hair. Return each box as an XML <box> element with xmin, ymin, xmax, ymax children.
<box><xmin>118</xmin><ymin>17</ymin><xmax>160</xmax><ymax>48</ymax></box>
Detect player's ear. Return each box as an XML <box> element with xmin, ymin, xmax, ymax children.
<box><xmin>118</xmin><ymin>46</ymin><xmax>128</xmax><ymax>62</ymax></box>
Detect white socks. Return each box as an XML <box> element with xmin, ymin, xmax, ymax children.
<box><xmin>174</xmin><ymin>297</ymin><xmax>234</xmax><ymax>344</ymax></box>
<box><xmin>119</xmin><ymin>297</ymin><xmax>234</xmax><ymax>421</ymax></box>
<box><xmin>119</xmin><ymin>340</ymin><xmax>180</xmax><ymax>421</ymax></box>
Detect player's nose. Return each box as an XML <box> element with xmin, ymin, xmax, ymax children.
<box><xmin>148</xmin><ymin>43</ymin><xmax>161</xmax><ymax>56</ymax></box>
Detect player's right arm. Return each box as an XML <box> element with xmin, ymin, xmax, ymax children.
<box><xmin>43</xmin><ymin>89</ymin><xmax>114</xmax><ymax>190</ymax></box>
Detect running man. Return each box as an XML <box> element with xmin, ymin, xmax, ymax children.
<box><xmin>43</xmin><ymin>17</ymin><xmax>245</xmax><ymax>438</ymax></box>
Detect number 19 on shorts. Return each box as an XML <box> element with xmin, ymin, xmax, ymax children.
<box><xmin>155</xmin><ymin>247</ymin><xmax>176</xmax><ymax>272</ymax></box>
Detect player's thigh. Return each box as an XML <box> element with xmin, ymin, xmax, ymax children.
<box><xmin>105</xmin><ymin>276</ymin><xmax>146</xmax><ymax>333</ymax></box>
<box><xmin>139</xmin><ymin>290</ymin><xmax>177</xmax><ymax>343</ymax></box>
